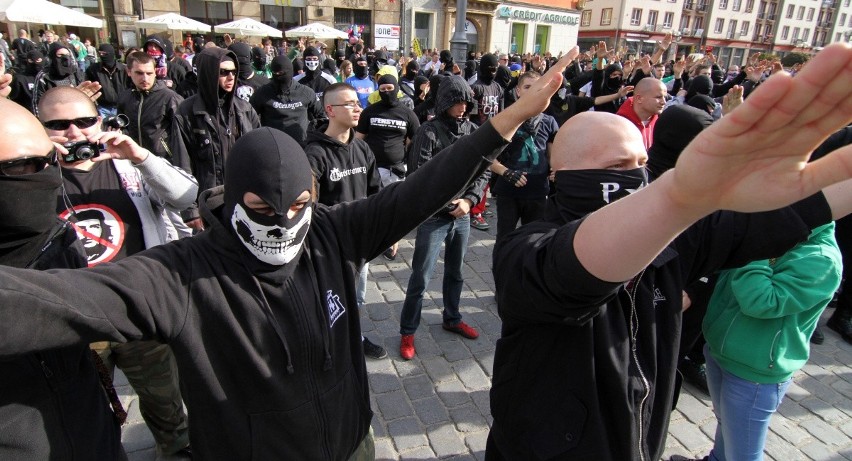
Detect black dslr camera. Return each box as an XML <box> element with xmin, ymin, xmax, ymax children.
<box><xmin>62</xmin><ymin>140</ymin><xmax>105</xmax><ymax>163</ymax></box>
<box><xmin>102</xmin><ymin>114</ymin><xmax>129</xmax><ymax>131</ymax></box>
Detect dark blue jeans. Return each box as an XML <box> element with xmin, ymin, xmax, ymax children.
<box><xmin>399</xmin><ymin>214</ymin><xmax>470</xmax><ymax>335</ymax></box>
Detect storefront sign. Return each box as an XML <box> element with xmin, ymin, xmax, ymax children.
<box><xmin>374</xmin><ymin>24</ymin><xmax>401</xmax><ymax>51</ymax></box>
<box><xmin>496</xmin><ymin>6</ymin><xmax>579</xmax><ymax>25</ymax></box>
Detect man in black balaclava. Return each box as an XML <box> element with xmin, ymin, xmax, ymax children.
<box><xmin>322</xmin><ymin>58</ymin><xmax>338</xmax><ymax>83</ymax></box>
<box><xmin>85</xmin><ymin>44</ymin><xmax>129</xmax><ymax>117</ymax></box>
<box><xmin>250</xmin><ymin>46</ymin><xmax>270</xmax><ymax>78</ymax></box>
<box><xmin>414</xmin><ymin>73</ymin><xmax>445</xmax><ymax>123</ymax></box>
<box><xmin>590</xmin><ymin>59</ymin><xmax>625</xmax><ymax>113</ymax></box>
<box><xmin>400</xmin><ymin>59</ymin><xmax>419</xmax><ymax>99</ymax></box>
<box><xmin>0</xmin><ymin>97</ymin><xmax>124</xmax><ymax>461</ymax></box>
<box><xmin>295</xmin><ymin>46</ymin><xmax>335</xmax><ymax>99</ymax></box>
<box><xmin>31</xmin><ymin>42</ymin><xmax>86</xmax><ymax>115</ymax></box>
<box><xmin>249</xmin><ymin>54</ymin><xmax>325</xmax><ymax>144</ymax></box>
<box><xmin>175</xmin><ymin>47</ymin><xmax>260</xmax><ymax>220</ymax></box>
<box><xmin>371</xmin><ymin>49</ymin><xmax>389</xmax><ymax>75</ymax></box>
<box><xmin>9</xmin><ymin>49</ymin><xmax>44</xmax><ymax>112</ymax></box>
<box><xmin>470</xmin><ymin>53</ymin><xmax>503</xmax><ymax>127</ymax></box>
<box><xmin>348</xmin><ymin>55</ymin><xmax>375</xmax><ymax>108</ymax></box>
<box><xmin>229</xmin><ymin>42</ymin><xmax>269</xmax><ymax>102</ymax></box>
<box><xmin>439</xmin><ymin>49</ymin><xmax>455</xmax><ymax>76</ymax></box>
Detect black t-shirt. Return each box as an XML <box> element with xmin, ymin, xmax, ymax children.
<box><xmin>56</xmin><ymin>162</ymin><xmax>144</xmax><ymax>267</ymax></box>
<box><xmin>355</xmin><ymin>103</ymin><xmax>420</xmax><ymax>168</ymax></box>
<box><xmin>470</xmin><ymin>80</ymin><xmax>504</xmax><ymax>126</ymax></box>
<box><xmin>235</xmin><ymin>74</ymin><xmax>270</xmax><ymax>103</ymax></box>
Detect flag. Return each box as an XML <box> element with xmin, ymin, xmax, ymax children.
<box><xmin>412</xmin><ymin>37</ymin><xmax>422</xmax><ymax>57</ymax></box>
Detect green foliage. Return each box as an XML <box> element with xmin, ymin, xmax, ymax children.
<box><xmin>781</xmin><ymin>52</ymin><xmax>810</xmax><ymax>67</ymax></box>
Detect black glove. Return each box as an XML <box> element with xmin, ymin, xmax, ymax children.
<box><xmin>503</xmin><ymin>168</ymin><xmax>524</xmax><ymax>185</ymax></box>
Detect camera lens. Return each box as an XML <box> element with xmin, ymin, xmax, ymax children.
<box><xmin>76</xmin><ymin>145</ymin><xmax>96</xmax><ymax>160</ymax></box>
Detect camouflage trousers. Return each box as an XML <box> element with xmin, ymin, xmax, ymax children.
<box><xmin>91</xmin><ymin>340</ymin><xmax>190</xmax><ymax>455</ymax></box>
<box><xmin>348</xmin><ymin>426</ymin><xmax>376</xmax><ymax>461</ymax></box>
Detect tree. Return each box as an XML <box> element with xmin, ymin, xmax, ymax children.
<box><xmin>781</xmin><ymin>52</ymin><xmax>810</xmax><ymax>67</ymax></box>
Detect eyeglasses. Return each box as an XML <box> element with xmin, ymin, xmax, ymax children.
<box><xmin>0</xmin><ymin>148</ymin><xmax>57</xmax><ymax>176</ymax></box>
<box><xmin>42</xmin><ymin>116</ymin><xmax>99</xmax><ymax>131</ymax></box>
<box><xmin>219</xmin><ymin>68</ymin><xmax>237</xmax><ymax>77</ymax></box>
<box><xmin>330</xmin><ymin>102</ymin><xmax>362</xmax><ymax>110</ymax></box>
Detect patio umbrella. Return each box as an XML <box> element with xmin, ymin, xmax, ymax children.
<box><xmin>285</xmin><ymin>23</ymin><xmax>348</xmax><ymax>40</ymax></box>
<box><xmin>136</xmin><ymin>13</ymin><xmax>211</xmax><ymax>33</ymax></box>
<box><xmin>213</xmin><ymin>18</ymin><xmax>282</xmax><ymax>38</ymax></box>
<box><xmin>0</xmin><ymin>0</ymin><xmax>103</xmax><ymax>28</ymax></box>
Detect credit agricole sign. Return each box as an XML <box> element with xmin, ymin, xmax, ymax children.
<box><xmin>496</xmin><ymin>6</ymin><xmax>579</xmax><ymax>25</ymax></box>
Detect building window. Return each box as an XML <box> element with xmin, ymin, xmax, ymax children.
<box><xmin>414</xmin><ymin>12</ymin><xmax>433</xmax><ymax>49</ymax></box>
<box><xmin>802</xmin><ymin>28</ymin><xmax>809</xmax><ymax>41</ymax></box>
<box><xmin>534</xmin><ymin>25</ymin><xmax>550</xmax><ymax>54</ymax></box>
<box><xmin>807</xmin><ymin>8</ymin><xmax>814</xmax><ymax>21</ymax></box>
<box><xmin>792</xmin><ymin>26</ymin><xmax>800</xmax><ymax>40</ymax></box>
<box><xmin>746</xmin><ymin>0</ymin><xmax>754</xmax><ymax>12</ymax></box>
<box><xmin>680</xmin><ymin>15</ymin><xmax>691</xmax><ymax>30</ymax></box>
<box><xmin>694</xmin><ymin>16</ymin><xmax>704</xmax><ymax>30</ymax></box>
<box><xmin>786</xmin><ymin>4</ymin><xmax>794</xmax><ymax>18</ymax></box>
<box><xmin>797</xmin><ymin>6</ymin><xmax>805</xmax><ymax>20</ymax></box>
<box><xmin>781</xmin><ymin>25</ymin><xmax>789</xmax><ymax>39</ymax></box>
<box><xmin>663</xmin><ymin>12</ymin><xmax>674</xmax><ymax>28</ymax></box>
<box><xmin>756</xmin><ymin>23</ymin><xmax>763</xmax><ymax>37</ymax></box>
<box><xmin>714</xmin><ymin>17</ymin><xmax>724</xmax><ymax>33</ymax></box>
<box><xmin>841</xmin><ymin>13</ymin><xmax>848</xmax><ymax>26</ymax></box>
<box><xmin>334</xmin><ymin>8</ymin><xmax>372</xmax><ymax>45</ymax></box>
<box><xmin>181</xmin><ymin>0</ymin><xmax>233</xmax><ymax>26</ymax></box>
<box><xmin>261</xmin><ymin>5</ymin><xmax>302</xmax><ymax>31</ymax></box>
<box><xmin>741</xmin><ymin>20</ymin><xmax>750</xmax><ymax>35</ymax></box>
<box><xmin>648</xmin><ymin>10</ymin><xmax>658</xmax><ymax>26</ymax></box>
<box><xmin>581</xmin><ymin>10</ymin><xmax>592</xmax><ymax>26</ymax></box>
<box><xmin>719</xmin><ymin>0</ymin><xmax>728</xmax><ymax>9</ymax></box>
<box><xmin>733</xmin><ymin>0</ymin><xmax>742</xmax><ymax>10</ymax></box>
<box><xmin>59</xmin><ymin>0</ymin><xmax>99</xmax><ymax>15</ymax></box>
<box><xmin>511</xmin><ymin>23</ymin><xmax>527</xmax><ymax>53</ymax></box>
<box><xmin>765</xmin><ymin>24</ymin><xmax>772</xmax><ymax>35</ymax></box>
<box><xmin>837</xmin><ymin>32</ymin><xmax>842</xmax><ymax>42</ymax></box>
<box><xmin>631</xmin><ymin>8</ymin><xmax>643</xmax><ymax>26</ymax></box>
<box><xmin>601</xmin><ymin>8</ymin><xmax>613</xmax><ymax>25</ymax></box>
<box><xmin>728</xmin><ymin>19</ymin><xmax>738</xmax><ymax>38</ymax></box>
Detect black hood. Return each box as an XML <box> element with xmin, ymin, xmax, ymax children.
<box><xmin>195</xmin><ymin>47</ymin><xmax>238</xmax><ymax>115</ymax></box>
<box><xmin>478</xmin><ymin>54</ymin><xmax>498</xmax><ymax>84</ymax></box>
<box><xmin>144</xmin><ymin>35</ymin><xmax>173</xmax><ymax>59</ymax></box>
<box><xmin>495</xmin><ymin>65</ymin><xmax>512</xmax><ymax>89</ymax></box>
<box><xmin>646</xmin><ymin>105</ymin><xmax>713</xmax><ymax>179</ymax></box>
<box><xmin>228</xmin><ymin>42</ymin><xmax>254</xmax><ymax>80</ymax></box>
<box><xmin>439</xmin><ymin>50</ymin><xmax>454</xmax><ymax>70</ymax></box>
<box><xmin>404</xmin><ymin>60</ymin><xmax>420</xmax><ymax>81</ymax></box>
<box><xmin>98</xmin><ymin>43</ymin><xmax>116</xmax><ymax>68</ymax></box>
<box><xmin>464</xmin><ymin>59</ymin><xmax>477</xmax><ymax>80</ymax></box>
<box><xmin>322</xmin><ymin>58</ymin><xmax>338</xmax><ymax>75</ymax></box>
<box><xmin>686</xmin><ymin>75</ymin><xmax>714</xmax><ymax>101</ymax></box>
<box><xmin>48</xmin><ymin>42</ymin><xmax>76</xmax><ymax>79</ymax></box>
<box><xmin>270</xmin><ymin>55</ymin><xmax>294</xmax><ymax>91</ymax></box>
<box><xmin>603</xmin><ymin>63</ymin><xmax>623</xmax><ymax>91</ymax></box>
<box><xmin>251</xmin><ymin>46</ymin><xmax>265</xmax><ymax>69</ymax></box>
<box><xmin>435</xmin><ymin>75</ymin><xmax>474</xmax><ymax>116</ymax></box>
<box><xmin>302</xmin><ymin>46</ymin><xmax>321</xmax><ymax>75</ymax></box>
<box><xmin>413</xmin><ymin>75</ymin><xmax>430</xmax><ymax>101</ymax></box>
<box><xmin>686</xmin><ymin>94</ymin><xmax>716</xmax><ymax>115</ymax></box>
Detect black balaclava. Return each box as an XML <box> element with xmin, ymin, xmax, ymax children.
<box><xmin>25</xmin><ymin>49</ymin><xmax>44</xmax><ymax>75</ymax></box>
<box><xmin>464</xmin><ymin>59</ymin><xmax>477</xmax><ymax>81</ymax></box>
<box><xmin>353</xmin><ymin>56</ymin><xmax>369</xmax><ymax>78</ymax></box>
<box><xmin>223</xmin><ymin>127</ymin><xmax>313</xmax><ymax>276</ymax></box>
<box><xmin>302</xmin><ymin>46</ymin><xmax>321</xmax><ymax>74</ymax></box>
<box><xmin>0</xmin><ymin>165</ymin><xmax>63</xmax><ymax>268</ymax></box>
<box><xmin>711</xmin><ymin>68</ymin><xmax>725</xmax><ymax>85</ymax></box>
<box><xmin>439</xmin><ymin>50</ymin><xmax>454</xmax><ymax>73</ymax></box>
<box><xmin>646</xmin><ymin>105</ymin><xmax>713</xmax><ymax>180</ymax></box>
<box><xmin>48</xmin><ymin>42</ymin><xmax>75</xmax><ymax>79</ymax></box>
<box><xmin>270</xmin><ymin>55</ymin><xmax>294</xmax><ymax>91</ymax></box>
<box><xmin>251</xmin><ymin>46</ymin><xmax>266</xmax><ymax>70</ymax></box>
<box><xmin>413</xmin><ymin>75</ymin><xmax>430</xmax><ymax>102</ymax></box>
<box><xmin>404</xmin><ymin>60</ymin><xmax>419</xmax><ymax>81</ymax></box>
<box><xmin>292</xmin><ymin>57</ymin><xmax>305</xmax><ymax>75</ymax></box>
<box><xmin>603</xmin><ymin>63</ymin><xmax>623</xmax><ymax>92</ymax></box>
<box><xmin>372</xmin><ymin>50</ymin><xmax>388</xmax><ymax>74</ymax></box>
<box><xmin>377</xmin><ymin>74</ymin><xmax>400</xmax><ymax>107</ymax></box>
<box><xmin>335</xmin><ymin>49</ymin><xmax>346</xmax><ymax>68</ymax></box>
<box><xmin>322</xmin><ymin>58</ymin><xmax>337</xmax><ymax>76</ymax></box>
<box><xmin>495</xmin><ymin>65</ymin><xmax>512</xmax><ymax>90</ymax></box>
<box><xmin>685</xmin><ymin>75</ymin><xmax>714</xmax><ymax>101</ymax></box>
<box><xmin>686</xmin><ymin>94</ymin><xmax>717</xmax><ymax>116</ymax></box>
<box><xmin>193</xmin><ymin>37</ymin><xmax>205</xmax><ymax>54</ymax></box>
<box><xmin>98</xmin><ymin>44</ymin><xmax>116</xmax><ymax>69</ymax></box>
<box><xmin>552</xmin><ymin>168</ymin><xmax>648</xmax><ymax>222</ymax></box>
<box><xmin>228</xmin><ymin>42</ymin><xmax>253</xmax><ymax>80</ymax></box>
<box><xmin>479</xmin><ymin>54</ymin><xmax>498</xmax><ymax>84</ymax></box>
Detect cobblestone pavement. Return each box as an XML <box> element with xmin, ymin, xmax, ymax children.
<box><xmin>120</xmin><ymin>214</ymin><xmax>852</xmax><ymax>461</ymax></box>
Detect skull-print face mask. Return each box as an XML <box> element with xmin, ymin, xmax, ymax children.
<box><xmin>231</xmin><ymin>203</ymin><xmax>312</xmax><ymax>266</ymax></box>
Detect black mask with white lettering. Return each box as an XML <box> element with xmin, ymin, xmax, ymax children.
<box><xmin>552</xmin><ymin>168</ymin><xmax>647</xmax><ymax>222</ymax></box>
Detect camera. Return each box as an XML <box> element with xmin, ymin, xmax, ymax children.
<box><xmin>445</xmin><ymin>203</ymin><xmax>458</xmax><ymax>212</ymax></box>
<box><xmin>102</xmin><ymin>114</ymin><xmax>129</xmax><ymax>131</ymax></box>
<box><xmin>62</xmin><ymin>140</ymin><xmax>105</xmax><ymax>163</ymax></box>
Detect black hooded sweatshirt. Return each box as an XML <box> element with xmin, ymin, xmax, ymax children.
<box><xmin>85</xmin><ymin>44</ymin><xmax>130</xmax><ymax>109</ymax></box>
<box><xmin>144</xmin><ymin>35</ymin><xmax>187</xmax><ymax>87</ymax></box>
<box><xmin>249</xmin><ymin>55</ymin><xmax>326</xmax><ymax>144</ymax></box>
<box><xmin>0</xmin><ymin>120</ymin><xmax>511</xmax><ymax>461</ymax></box>
<box><xmin>470</xmin><ymin>54</ymin><xmax>504</xmax><ymax>126</ymax></box>
<box><xmin>175</xmin><ymin>47</ymin><xmax>261</xmax><ymax>198</ymax></box>
<box><xmin>31</xmin><ymin>42</ymin><xmax>85</xmax><ymax>115</ymax></box>
<box><xmin>646</xmin><ymin>105</ymin><xmax>714</xmax><ymax>180</ymax></box>
<box><xmin>295</xmin><ymin>46</ymin><xmax>335</xmax><ymax>98</ymax></box>
<box><xmin>229</xmin><ymin>42</ymin><xmax>270</xmax><ymax>102</ymax></box>
<box><xmin>304</xmin><ymin>123</ymin><xmax>380</xmax><ymax>206</ymax></box>
<box><xmin>591</xmin><ymin>62</ymin><xmax>625</xmax><ymax>113</ymax></box>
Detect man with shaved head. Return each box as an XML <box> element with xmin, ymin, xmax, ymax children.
<box><xmin>616</xmin><ymin>77</ymin><xmax>668</xmax><ymax>149</ymax></box>
<box><xmin>486</xmin><ymin>43</ymin><xmax>852</xmax><ymax>461</ymax></box>
<box><xmin>0</xmin><ymin>97</ymin><xmax>124</xmax><ymax>460</ymax></box>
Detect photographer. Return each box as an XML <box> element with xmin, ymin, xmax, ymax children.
<box><xmin>38</xmin><ymin>86</ymin><xmax>198</xmax><ymax>458</ymax></box>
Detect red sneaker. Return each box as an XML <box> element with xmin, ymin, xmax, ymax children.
<box><xmin>400</xmin><ymin>334</ymin><xmax>415</xmax><ymax>360</ymax></box>
<box><xmin>442</xmin><ymin>321</ymin><xmax>479</xmax><ymax>339</ymax></box>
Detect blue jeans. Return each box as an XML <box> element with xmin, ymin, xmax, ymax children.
<box><xmin>704</xmin><ymin>344</ymin><xmax>791</xmax><ymax>461</ymax></box>
<box><xmin>399</xmin><ymin>214</ymin><xmax>470</xmax><ymax>335</ymax></box>
<box><xmin>97</xmin><ymin>105</ymin><xmax>118</xmax><ymax>118</ymax></box>
<box><xmin>356</xmin><ymin>262</ymin><xmax>369</xmax><ymax>310</ymax></box>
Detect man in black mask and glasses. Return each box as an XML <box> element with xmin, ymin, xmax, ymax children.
<box><xmin>0</xmin><ymin>97</ymin><xmax>125</xmax><ymax>460</ymax></box>
<box><xmin>85</xmin><ymin>43</ymin><xmax>129</xmax><ymax>118</ymax></box>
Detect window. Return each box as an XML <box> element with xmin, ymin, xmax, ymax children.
<box><xmin>694</xmin><ymin>16</ymin><xmax>704</xmax><ymax>30</ymax></box>
<box><xmin>581</xmin><ymin>10</ymin><xmax>591</xmax><ymax>26</ymax></box>
<box><xmin>797</xmin><ymin>6</ymin><xmax>805</xmax><ymax>20</ymax></box>
<box><xmin>714</xmin><ymin>17</ymin><xmax>725</xmax><ymax>33</ymax></box>
<box><xmin>842</xmin><ymin>14</ymin><xmax>848</xmax><ymax>26</ymax></box>
<box><xmin>781</xmin><ymin>25</ymin><xmax>789</xmax><ymax>39</ymax></box>
<box><xmin>802</xmin><ymin>28</ymin><xmax>809</xmax><ymax>41</ymax></box>
<box><xmin>414</xmin><ymin>12</ymin><xmax>432</xmax><ymax>48</ymax></box>
<box><xmin>786</xmin><ymin>4</ymin><xmax>794</xmax><ymax>18</ymax></box>
<box><xmin>728</xmin><ymin>19</ymin><xmax>738</xmax><ymax>37</ymax></box>
<box><xmin>741</xmin><ymin>21</ymin><xmax>750</xmax><ymax>35</ymax></box>
<box><xmin>601</xmin><ymin>8</ymin><xmax>613</xmax><ymax>25</ymax></box>
<box><xmin>648</xmin><ymin>10</ymin><xmax>659</xmax><ymax>26</ymax></box>
<box><xmin>746</xmin><ymin>0</ymin><xmax>755</xmax><ymax>12</ymax></box>
<box><xmin>837</xmin><ymin>32</ymin><xmax>843</xmax><ymax>42</ymax></box>
<box><xmin>719</xmin><ymin>0</ymin><xmax>728</xmax><ymax>8</ymax></box>
<box><xmin>261</xmin><ymin>5</ymin><xmax>301</xmax><ymax>30</ymax></box>
<box><xmin>680</xmin><ymin>14</ymin><xmax>691</xmax><ymax>30</ymax></box>
<box><xmin>733</xmin><ymin>0</ymin><xmax>742</xmax><ymax>10</ymax></box>
<box><xmin>792</xmin><ymin>26</ymin><xmax>800</xmax><ymax>40</ymax></box>
<box><xmin>631</xmin><ymin>8</ymin><xmax>643</xmax><ymax>26</ymax></box>
<box><xmin>807</xmin><ymin>8</ymin><xmax>814</xmax><ymax>21</ymax></box>
<box><xmin>663</xmin><ymin>11</ymin><xmax>674</xmax><ymax>27</ymax></box>
<box><xmin>765</xmin><ymin>24</ymin><xmax>772</xmax><ymax>35</ymax></box>
<box><xmin>756</xmin><ymin>23</ymin><xmax>763</xmax><ymax>37</ymax></box>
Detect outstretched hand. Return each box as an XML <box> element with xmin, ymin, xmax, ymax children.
<box><xmin>670</xmin><ymin>43</ymin><xmax>852</xmax><ymax>214</ymax></box>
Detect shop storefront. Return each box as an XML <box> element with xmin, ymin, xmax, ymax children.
<box><xmin>491</xmin><ymin>3</ymin><xmax>580</xmax><ymax>55</ymax></box>
<box><xmin>260</xmin><ymin>0</ymin><xmax>306</xmax><ymax>31</ymax></box>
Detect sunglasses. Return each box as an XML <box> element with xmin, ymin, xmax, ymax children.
<box><xmin>42</xmin><ymin>116</ymin><xmax>99</xmax><ymax>131</ymax></box>
<box><xmin>0</xmin><ymin>148</ymin><xmax>57</xmax><ymax>176</ymax></box>
<box><xmin>219</xmin><ymin>68</ymin><xmax>237</xmax><ymax>77</ymax></box>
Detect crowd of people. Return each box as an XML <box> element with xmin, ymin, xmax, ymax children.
<box><xmin>0</xmin><ymin>26</ymin><xmax>850</xmax><ymax>461</ymax></box>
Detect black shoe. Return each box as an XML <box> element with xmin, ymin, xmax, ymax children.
<box><xmin>827</xmin><ymin>313</ymin><xmax>852</xmax><ymax>345</ymax></box>
<box><xmin>363</xmin><ymin>337</ymin><xmax>388</xmax><ymax>359</ymax></box>
<box><xmin>679</xmin><ymin>358</ymin><xmax>709</xmax><ymax>395</ymax></box>
<box><xmin>810</xmin><ymin>325</ymin><xmax>825</xmax><ymax>345</ymax></box>
<box><xmin>382</xmin><ymin>247</ymin><xmax>396</xmax><ymax>261</ymax></box>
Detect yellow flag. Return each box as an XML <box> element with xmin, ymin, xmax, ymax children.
<box><xmin>412</xmin><ymin>37</ymin><xmax>422</xmax><ymax>57</ymax></box>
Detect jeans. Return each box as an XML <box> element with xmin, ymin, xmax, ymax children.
<box><xmin>495</xmin><ymin>195</ymin><xmax>546</xmax><ymax>242</ymax></box>
<box><xmin>399</xmin><ymin>214</ymin><xmax>470</xmax><ymax>335</ymax></box>
<box><xmin>97</xmin><ymin>105</ymin><xmax>118</xmax><ymax>118</ymax></box>
<box><xmin>704</xmin><ymin>344</ymin><xmax>791</xmax><ymax>461</ymax></box>
<box><xmin>356</xmin><ymin>262</ymin><xmax>369</xmax><ymax>310</ymax></box>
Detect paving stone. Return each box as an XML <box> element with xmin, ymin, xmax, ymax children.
<box><xmin>768</xmin><ymin>417</ymin><xmax>814</xmax><ymax>446</ymax></box>
<box><xmin>674</xmin><ymin>391</ymin><xmax>714</xmax><ymax>425</ymax></box>
<box><xmin>373</xmin><ymin>438</ymin><xmax>397</xmax><ymax>461</ymax></box>
<box><xmin>412</xmin><ymin>395</ymin><xmax>451</xmax><ymax>426</ymax></box>
<box><xmin>370</xmin><ymin>371</ymin><xmax>403</xmax><ymax>394</ymax></box>
<box><xmin>799</xmin><ymin>397</ymin><xmax>849</xmax><ymax>424</ymax></box>
<box><xmin>453</xmin><ymin>360</ymin><xmax>491</xmax><ymax>391</ymax></box>
<box><xmin>398</xmin><ymin>446</ymin><xmax>437</xmax><ymax>460</ymax></box>
<box><xmin>387</xmin><ymin>417</ymin><xmax>428</xmax><ymax>452</ymax></box>
<box><xmin>465</xmin><ymin>430</ymin><xmax>489</xmax><ymax>461</ymax></box>
<box><xmin>403</xmin><ymin>374</ymin><xmax>436</xmax><ymax>401</ymax></box>
<box><xmin>375</xmin><ymin>390</ymin><xmax>415</xmax><ymax>421</ymax></box>
<box><xmin>667</xmin><ymin>416</ymin><xmax>713</xmax><ymax>454</ymax></box>
<box><xmin>436</xmin><ymin>339</ymin><xmax>475</xmax><ymax>362</ymax></box>
<box><xmin>422</xmin><ymin>356</ymin><xmax>455</xmax><ymax>383</ymax></box>
<box><xmin>764</xmin><ymin>430</ymin><xmax>807</xmax><ymax>461</ymax></box>
<box><xmin>798</xmin><ymin>376</ymin><xmax>847</xmax><ymax>405</ymax></box>
<box><xmin>428</xmin><ymin>423</ymin><xmax>468</xmax><ymax>458</ymax></box>
<box><xmin>449</xmin><ymin>403</ymin><xmax>488</xmax><ymax>433</ymax></box>
<box><xmin>436</xmin><ymin>379</ymin><xmax>472</xmax><ymax>408</ymax></box>
<box><xmin>393</xmin><ymin>358</ymin><xmax>425</xmax><ymax>379</ymax></box>
<box><xmin>799</xmin><ymin>416</ymin><xmax>850</xmax><ymax>447</ymax></box>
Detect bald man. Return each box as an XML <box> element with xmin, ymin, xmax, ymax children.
<box><xmin>486</xmin><ymin>43</ymin><xmax>852</xmax><ymax>461</ymax></box>
<box><xmin>0</xmin><ymin>98</ymin><xmax>125</xmax><ymax>460</ymax></box>
<box><xmin>615</xmin><ymin>77</ymin><xmax>668</xmax><ymax>149</ymax></box>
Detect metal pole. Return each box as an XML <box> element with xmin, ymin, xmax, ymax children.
<box><xmin>449</xmin><ymin>0</ymin><xmax>468</xmax><ymax>63</ymax></box>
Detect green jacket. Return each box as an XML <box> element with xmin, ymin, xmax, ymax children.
<box><xmin>703</xmin><ymin>223</ymin><xmax>841</xmax><ymax>384</ymax></box>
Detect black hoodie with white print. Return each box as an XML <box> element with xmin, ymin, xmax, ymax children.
<box><xmin>304</xmin><ymin>122</ymin><xmax>380</xmax><ymax>206</ymax></box>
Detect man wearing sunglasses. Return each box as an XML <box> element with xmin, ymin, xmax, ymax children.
<box><xmin>0</xmin><ymin>97</ymin><xmax>126</xmax><ymax>460</ymax></box>
<box><xmin>174</xmin><ymin>47</ymin><xmax>261</xmax><ymax>231</ymax></box>
<box><xmin>38</xmin><ymin>86</ymin><xmax>199</xmax><ymax>459</ymax></box>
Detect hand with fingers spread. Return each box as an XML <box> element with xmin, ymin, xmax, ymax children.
<box><xmin>673</xmin><ymin>56</ymin><xmax>686</xmax><ymax>77</ymax></box>
<box><xmin>640</xmin><ymin>55</ymin><xmax>652</xmax><ymax>75</ymax></box>
<box><xmin>595</xmin><ymin>41</ymin><xmax>608</xmax><ymax>60</ymax></box>
<box><xmin>77</xmin><ymin>81</ymin><xmax>102</xmax><ymax>102</ymax></box>
<box><xmin>617</xmin><ymin>85</ymin><xmax>635</xmax><ymax>98</ymax></box>
<box><xmin>721</xmin><ymin>85</ymin><xmax>744</xmax><ymax>116</ymax></box>
<box><xmin>658</xmin><ymin>32</ymin><xmax>673</xmax><ymax>51</ymax></box>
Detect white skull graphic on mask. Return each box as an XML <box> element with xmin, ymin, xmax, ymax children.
<box><xmin>231</xmin><ymin>203</ymin><xmax>312</xmax><ymax>265</ymax></box>
<box><xmin>305</xmin><ymin>58</ymin><xmax>320</xmax><ymax>71</ymax></box>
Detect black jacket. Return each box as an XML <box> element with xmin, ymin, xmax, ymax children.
<box><xmin>0</xmin><ymin>221</ymin><xmax>123</xmax><ymax>461</ymax></box>
<box><xmin>488</xmin><ymin>194</ymin><xmax>832</xmax><ymax>461</ymax></box>
<box><xmin>249</xmin><ymin>79</ymin><xmax>325</xmax><ymax>144</ymax></box>
<box><xmin>85</xmin><ymin>62</ymin><xmax>130</xmax><ymax>108</ymax></box>
<box><xmin>117</xmin><ymin>80</ymin><xmax>184</xmax><ymax>163</ymax></box>
<box><xmin>0</xmin><ymin>121</ymin><xmax>509</xmax><ymax>461</ymax></box>
<box><xmin>304</xmin><ymin>125</ymin><xmax>380</xmax><ymax>206</ymax></box>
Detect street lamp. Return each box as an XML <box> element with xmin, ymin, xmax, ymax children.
<box><xmin>449</xmin><ymin>0</ymin><xmax>469</xmax><ymax>63</ymax></box>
